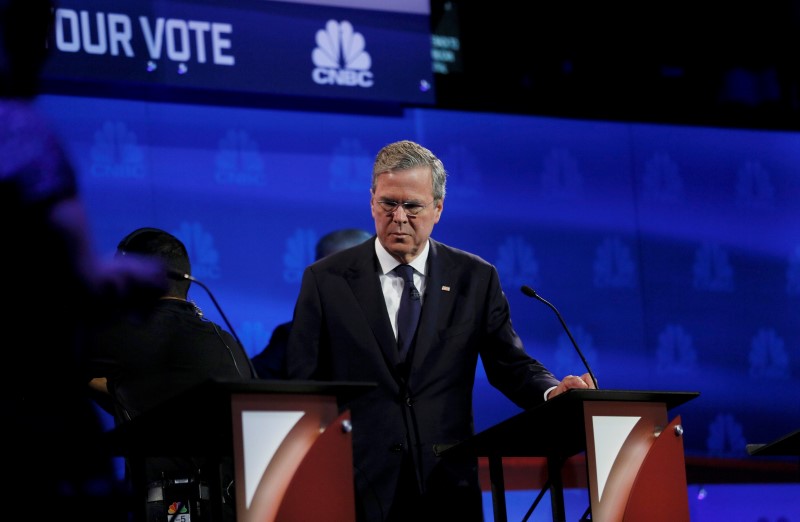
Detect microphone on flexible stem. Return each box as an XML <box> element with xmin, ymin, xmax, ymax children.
<box><xmin>168</xmin><ymin>269</ymin><xmax>244</xmax><ymax>349</ymax></box>
<box><xmin>521</xmin><ymin>285</ymin><xmax>599</xmax><ymax>390</ymax></box>
<box><xmin>168</xmin><ymin>269</ymin><xmax>258</xmax><ymax>378</ymax></box>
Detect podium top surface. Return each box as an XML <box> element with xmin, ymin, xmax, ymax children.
<box><xmin>105</xmin><ymin>378</ymin><xmax>376</xmax><ymax>456</ymax></box>
<box><xmin>746</xmin><ymin>429</ymin><xmax>800</xmax><ymax>457</ymax></box>
<box><xmin>444</xmin><ymin>389</ymin><xmax>699</xmax><ymax>459</ymax></box>
<box><xmin>545</xmin><ymin>389</ymin><xmax>698</xmax><ymax>408</ymax></box>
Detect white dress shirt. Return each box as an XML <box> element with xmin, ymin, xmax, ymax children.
<box><xmin>374</xmin><ymin>239</ymin><xmax>429</xmax><ymax>340</ymax></box>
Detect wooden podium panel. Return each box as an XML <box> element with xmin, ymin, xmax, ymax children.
<box><xmin>584</xmin><ymin>403</ymin><xmax>690</xmax><ymax>522</ymax></box>
<box><xmin>230</xmin><ymin>393</ymin><xmax>354</xmax><ymax>522</ymax></box>
<box><xmin>747</xmin><ymin>429</ymin><xmax>800</xmax><ymax>457</ymax></box>
<box><xmin>623</xmin><ymin>416</ymin><xmax>690</xmax><ymax>521</ymax></box>
<box><xmin>106</xmin><ymin>378</ymin><xmax>374</xmax><ymax>522</ymax></box>
<box><xmin>273</xmin><ymin>409</ymin><xmax>356</xmax><ymax>521</ymax></box>
<box><xmin>442</xmin><ymin>389</ymin><xmax>699</xmax><ymax>522</ymax></box>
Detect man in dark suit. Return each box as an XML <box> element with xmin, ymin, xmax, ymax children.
<box><xmin>286</xmin><ymin>139</ymin><xmax>595</xmax><ymax>521</ymax></box>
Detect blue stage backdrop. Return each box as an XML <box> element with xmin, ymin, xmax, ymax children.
<box><xmin>37</xmin><ymin>94</ymin><xmax>799</xmax><ymax>459</ymax></box>
<box><xmin>35</xmin><ymin>94</ymin><xmax>799</xmax><ymax>520</ymax></box>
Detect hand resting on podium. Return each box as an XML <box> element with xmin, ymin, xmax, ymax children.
<box><xmin>547</xmin><ymin>372</ymin><xmax>597</xmax><ymax>400</ymax></box>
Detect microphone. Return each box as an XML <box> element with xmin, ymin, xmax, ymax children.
<box><xmin>168</xmin><ymin>269</ymin><xmax>243</xmax><ymax>347</ymax></box>
<box><xmin>521</xmin><ymin>285</ymin><xmax>599</xmax><ymax>389</ymax></box>
<box><xmin>168</xmin><ymin>268</ymin><xmax>258</xmax><ymax>378</ymax></box>
<box><xmin>167</xmin><ymin>269</ymin><xmax>195</xmax><ymax>282</ymax></box>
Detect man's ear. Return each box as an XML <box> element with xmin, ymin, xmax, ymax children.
<box><xmin>433</xmin><ymin>199</ymin><xmax>444</xmax><ymax>223</ymax></box>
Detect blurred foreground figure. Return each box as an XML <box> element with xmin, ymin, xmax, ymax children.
<box><xmin>0</xmin><ymin>1</ymin><xmax>166</xmax><ymax>519</ymax></box>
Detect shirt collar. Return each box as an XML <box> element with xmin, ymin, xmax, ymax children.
<box><xmin>375</xmin><ymin>238</ymin><xmax>429</xmax><ymax>276</ymax></box>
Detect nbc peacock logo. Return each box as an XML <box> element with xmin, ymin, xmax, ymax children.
<box><xmin>311</xmin><ymin>20</ymin><xmax>373</xmax><ymax>88</ymax></box>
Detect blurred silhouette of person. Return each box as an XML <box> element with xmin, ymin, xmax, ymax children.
<box><xmin>85</xmin><ymin>227</ymin><xmax>257</xmax><ymax>522</ymax></box>
<box><xmin>1</xmin><ymin>1</ymin><xmax>167</xmax><ymax>519</ymax></box>
<box><xmin>252</xmin><ymin>228</ymin><xmax>372</xmax><ymax>379</ymax></box>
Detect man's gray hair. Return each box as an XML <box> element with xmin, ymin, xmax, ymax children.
<box><xmin>371</xmin><ymin>140</ymin><xmax>447</xmax><ymax>201</ymax></box>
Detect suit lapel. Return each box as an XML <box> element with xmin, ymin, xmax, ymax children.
<box><xmin>344</xmin><ymin>243</ymin><xmax>401</xmax><ymax>368</ymax></box>
<box><xmin>409</xmin><ymin>240</ymin><xmax>455</xmax><ymax>376</ymax></box>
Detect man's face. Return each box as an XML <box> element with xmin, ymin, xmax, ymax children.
<box><xmin>370</xmin><ymin>166</ymin><xmax>443</xmax><ymax>264</ymax></box>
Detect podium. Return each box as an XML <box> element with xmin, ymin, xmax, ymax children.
<box><xmin>747</xmin><ymin>429</ymin><xmax>800</xmax><ymax>457</ymax></box>
<box><xmin>443</xmin><ymin>389</ymin><xmax>699</xmax><ymax>522</ymax></box>
<box><xmin>105</xmin><ymin>378</ymin><xmax>375</xmax><ymax>522</ymax></box>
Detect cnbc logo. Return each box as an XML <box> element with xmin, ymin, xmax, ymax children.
<box><xmin>311</xmin><ymin>20</ymin><xmax>373</xmax><ymax>88</ymax></box>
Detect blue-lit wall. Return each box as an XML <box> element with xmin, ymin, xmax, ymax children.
<box><xmin>37</xmin><ymin>94</ymin><xmax>799</xmax><ymax>520</ymax></box>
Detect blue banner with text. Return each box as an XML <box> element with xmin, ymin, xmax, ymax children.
<box><xmin>41</xmin><ymin>0</ymin><xmax>435</xmax><ymax>106</ymax></box>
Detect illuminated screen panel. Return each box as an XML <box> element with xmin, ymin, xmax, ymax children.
<box><xmin>40</xmin><ymin>0</ymin><xmax>434</xmax><ymax>106</ymax></box>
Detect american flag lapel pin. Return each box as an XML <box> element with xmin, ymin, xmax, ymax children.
<box><xmin>441</xmin><ymin>285</ymin><xmax>450</xmax><ymax>292</ymax></box>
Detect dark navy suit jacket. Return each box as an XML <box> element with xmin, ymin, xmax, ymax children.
<box><xmin>286</xmin><ymin>237</ymin><xmax>559</xmax><ymax>520</ymax></box>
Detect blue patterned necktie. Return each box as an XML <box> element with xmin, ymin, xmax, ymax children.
<box><xmin>394</xmin><ymin>264</ymin><xmax>421</xmax><ymax>361</ymax></box>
